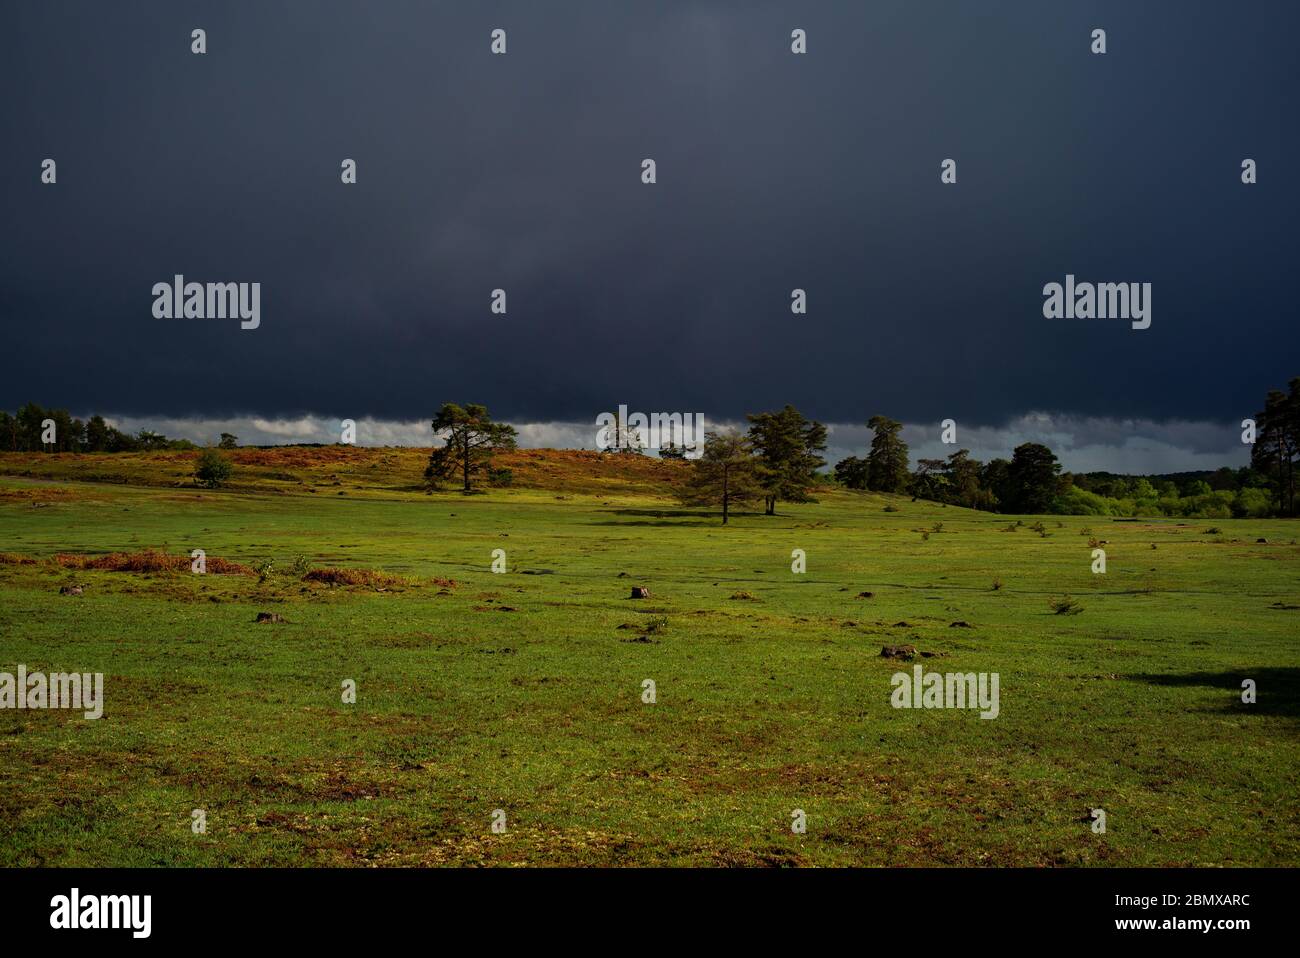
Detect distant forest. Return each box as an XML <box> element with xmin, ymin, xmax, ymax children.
<box><xmin>829</xmin><ymin>377</ymin><xmax>1297</xmax><ymax>519</ymax></box>
<box><xmin>0</xmin><ymin>404</ymin><xmax>198</xmax><ymax>453</ymax></box>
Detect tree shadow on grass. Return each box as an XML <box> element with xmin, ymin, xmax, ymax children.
<box><xmin>588</xmin><ymin>508</ymin><xmax>767</xmax><ymax>527</ymax></box>
<box><xmin>1128</xmin><ymin>668</ymin><xmax>1300</xmax><ymax>719</ymax></box>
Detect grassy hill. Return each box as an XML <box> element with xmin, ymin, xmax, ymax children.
<box><xmin>0</xmin><ymin>446</ymin><xmax>688</xmax><ymax>499</ymax></box>
<box><xmin>0</xmin><ymin>449</ymin><xmax>1296</xmax><ymax>866</ymax></box>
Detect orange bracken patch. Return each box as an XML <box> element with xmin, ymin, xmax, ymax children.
<box><xmin>52</xmin><ymin>550</ymin><xmax>254</xmax><ymax>575</ymax></box>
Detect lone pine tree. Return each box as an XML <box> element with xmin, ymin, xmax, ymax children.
<box><xmin>424</xmin><ymin>403</ymin><xmax>518</xmax><ymax>492</ymax></box>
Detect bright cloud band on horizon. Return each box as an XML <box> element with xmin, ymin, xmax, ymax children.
<box><xmin>97</xmin><ymin>412</ymin><xmax>1251</xmax><ymax>476</ymax></box>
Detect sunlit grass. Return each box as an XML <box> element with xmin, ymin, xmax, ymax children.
<box><xmin>0</xmin><ymin>455</ymin><xmax>1296</xmax><ymax>866</ymax></box>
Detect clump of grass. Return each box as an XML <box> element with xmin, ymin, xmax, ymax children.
<box><xmin>883</xmin><ymin>504</ymin><xmax>899</xmax><ymax>513</ymax></box>
<box><xmin>1087</xmin><ymin>536</ymin><xmax>1101</xmax><ymax>549</ymax></box>
<box><xmin>0</xmin><ymin>552</ymin><xmax>39</xmax><ymax>565</ymax></box>
<box><xmin>304</xmin><ymin>567</ymin><xmax>408</xmax><ymax>589</ymax></box>
<box><xmin>991</xmin><ymin>577</ymin><xmax>1003</xmax><ymax>591</ymax></box>
<box><xmin>288</xmin><ymin>554</ymin><xmax>313</xmax><ymax>577</ymax></box>
<box><xmin>729</xmin><ymin>591</ymin><xmax>759</xmax><ymax>601</ymax></box>
<box><xmin>1204</xmin><ymin>527</ymin><xmax>1221</xmax><ymax>535</ymax></box>
<box><xmin>644</xmin><ymin>615</ymin><xmax>670</xmax><ymax>633</ymax></box>
<box><xmin>920</xmin><ymin>530</ymin><xmax>930</xmax><ymax>541</ymax></box>
<box><xmin>53</xmin><ymin>550</ymin><xmax>253</xmax><ymax>575</ymax></box>
<box><xmin>253</xmin><ymin>558</ymin><xmax>275</xmax><ymax>583</ymax></box>
<box><xmin>1029</xmin><ymin>521</ymin><xmax>1046</xmax><ymax>535</ymax></box>
<box><xmin>1002</xmin><ymin>523</ymin><xmax>1018</xmax><ymax>532</ymax></box>
<box><xmin>1049</xmin><ymin>595</ymin><xmax>1084</xmax><ymax>615</ymax></box>
<box><xmin>1079</xmin><ymin>527</ymin><xmax>1093</xmax><ymax>537</ymax></box>
<box><xmin>931</xmin><ymin>522</ymin><xmax>944</xmax><ymax>533</ymax></box>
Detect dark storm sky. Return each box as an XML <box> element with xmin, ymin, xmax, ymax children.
<box><xmin>2</xmin><ymin>1</ymin><xmax>1296</xmax><ymax>428</ymax></box>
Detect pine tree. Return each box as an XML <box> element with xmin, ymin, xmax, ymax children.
<box><xmin>747</xmin><ymin>405</ymin><xmax>827</xmax><ymax>514</ymax></box>
<box><xmin>425</xmin><ymin>403</ymin><xmax>518</xmax><ymax>492</ymax></box>
<box><xmin>677</xmin><ymin>431</ymin><xmax>761</xmax><ymax>524</ymax></box>
<box><xmin>865</xmin><ymin>415</ymin><xmax>910</xmax><ymax>492</ymax></box>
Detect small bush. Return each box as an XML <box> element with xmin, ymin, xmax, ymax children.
<box><xmin>253</xmin><ymin>558</ymin><xmax>275</xmax><ymax>583</ymax></box>
<box><xmin>304</xmin><ymin>567</ymin><xmax>408</xmax><ymax>589</ymax></box>
<box><xmin>289</xmin><ymin>554</ymin><xmax>313</xmax><ymax>577</ymax></box>
<box><xmin>1049</xmin><ymin>595</ymin><xmax>1084</xmax><ymax>615</ymax></box>
<box><xmin>194</xmin><ymin>448</ymin><xmax>234</xmax><ymax>488</ymax></box>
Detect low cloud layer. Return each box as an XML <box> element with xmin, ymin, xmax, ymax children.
<box><xmin>101</xmin><ymin>411</ymin><xmax>1249</xmax><ymax>475</ymax></box>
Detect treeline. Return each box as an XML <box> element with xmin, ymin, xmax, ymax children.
<box><xmin>833</xmin><ymin>376</ymin><xmax>1299</xmax><ymax>518</ymax></box>
<box><xmin>837</xmin><ymin>429</ymin><xmax>1278</xmax><ymax>519</ymax></box>
<box><xmin>12</xmin><ymin>378</ymin><xmax>1298</xmax><ymax>519</ymax></box>
<box><xmin>0</xmin><ymin>403</ymin><xmax>197</xmax><ymax>452</ymax></box>
<box><xmin>670</xmin><ymin>406</ymin><xmax>1279</xmax><ymax>523</ymax></box>
<box><xmin>834</xmin><ymin>419</ymin><xmax>1081</xmax><ymax>514</ymax></box>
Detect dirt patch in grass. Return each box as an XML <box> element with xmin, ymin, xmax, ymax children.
<box><xmin>708</xmin><ymin>844</ymin><xmax>809</xmax><ymax>867</ymax></box>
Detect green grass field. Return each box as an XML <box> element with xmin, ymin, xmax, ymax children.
<box><xmin>1</xmin><ymin>450</ymin><xmax>1297</xmax><ymax>866</ymax></box>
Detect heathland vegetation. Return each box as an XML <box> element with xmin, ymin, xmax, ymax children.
<box><xmin>4</xmin><ymin>375</ymin><xmax>1298</xmax><ymax>520</ymax></box>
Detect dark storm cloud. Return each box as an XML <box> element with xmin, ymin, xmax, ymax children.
<box><xmin>2</xmin><ymin>0</ymin><xmax>1296</xmax><ymax>429</ymax></box>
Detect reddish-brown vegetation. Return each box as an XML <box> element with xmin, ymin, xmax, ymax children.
<box><xmin>0</xmin><ymin>445</ymin><xmax>692</xmax><ymax>497</ymax></box>
<box><xmin>303</xmin><ymin>567</ymin><xmax>411</xmax><ymax>589</ymax></box>
<box><xmin>52</xmin><ymin>550</ymin><xmax>254</xmax><ymax>575</ymax></box>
